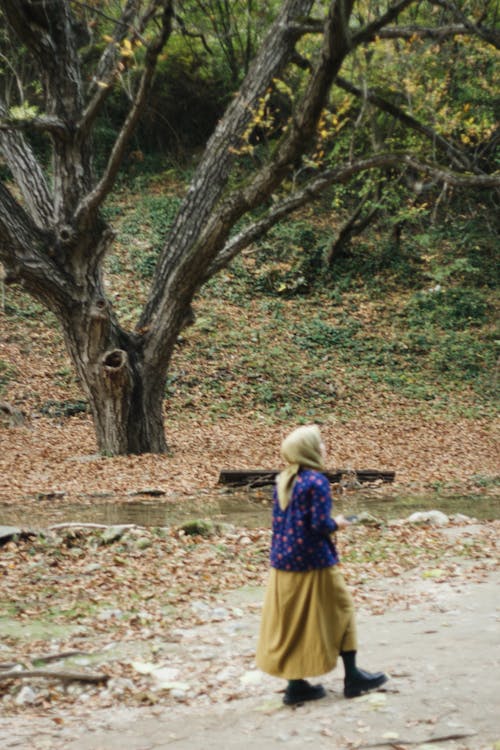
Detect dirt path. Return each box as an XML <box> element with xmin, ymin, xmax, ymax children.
<box><xmin>2</xmin><ymin>544</ymin><xmax>498</xmax><ymax>750</ymax></box>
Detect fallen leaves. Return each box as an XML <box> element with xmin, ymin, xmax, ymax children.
<box><xmin>0</xmin><ymin>517</ymin><xmax>498</xmax><ymax>716</ymax></box>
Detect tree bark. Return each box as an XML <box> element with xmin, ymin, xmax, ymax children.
<box><xmin>59</xmin><ymin>293</ymin><xmax>170</xmax><ymax>455</ymax></box>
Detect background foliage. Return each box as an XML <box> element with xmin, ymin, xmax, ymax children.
<box><xmin>0</xmin><ymin>0</ymin><xmax>498</xmax><ymax>423</ymax></box>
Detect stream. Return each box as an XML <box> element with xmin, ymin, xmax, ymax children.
<box><xmin>0</xmin><ymin>489</ymin><xmax>498</xmax><ymax>529</ymax></box>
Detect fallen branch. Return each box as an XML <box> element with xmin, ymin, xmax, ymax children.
<box><xmin>48</xmin><ymin>523</ymin><xmax>136</xmax><ymax>531</ymax></box>
<box><xmin>359</xmin><ymin>732</ymin><xmax>477</xmax><ymax>748</ymax></box>
<box><xmin>0</xmin><ymin>669</ymin><xmax>109</xmax><ymax>684</ymax></box>
<box><xmin>31</xmin><ymin>651</ymin><xmax>91</xmax><ymax>665</ymax></box>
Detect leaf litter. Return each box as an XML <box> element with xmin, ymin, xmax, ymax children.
<box><xmin>0</xmin><ymin>517</ymin><xmax>497</xmax><ymax>717</ymax></box>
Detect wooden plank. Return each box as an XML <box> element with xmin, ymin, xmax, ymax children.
<box><xmin>218</xmin><ymin>469</ymin><xmax>395</xmax><ymax>487</ymax></box>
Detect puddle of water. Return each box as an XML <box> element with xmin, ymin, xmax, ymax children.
<box><xmin>0</xmin><ymin>490</ymin><xmax>498</xmax><ymax>529</ymax></box>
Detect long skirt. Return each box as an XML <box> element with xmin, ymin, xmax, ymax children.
<box><xmin>256</xmin><ymin>565</ymin><xmax>357</xmax><ymax>679</ymax></box>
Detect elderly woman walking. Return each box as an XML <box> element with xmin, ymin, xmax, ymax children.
<box><xmin>256</xmin><ymin>424</ymin><xmax>388</xmax><ymax>705</ymax></box>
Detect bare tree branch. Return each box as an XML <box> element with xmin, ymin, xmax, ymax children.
<box><xmin>351</xmin><ymin>0</ymin><xmax>417</xmax><ymax>46</ymax></box>
<box><xmin>0</xmin><ymin>114</ymin><xmax>67</xmax><ymax>137</ymax></box>
<box><xmin>0</xmin><ymin>182</ymin><xmax>77</xmax><ymax>310</ymax></box>
<box><xmin>326</xmin><ymin>186</ymin><xmax>381</xmax><ymax>265</ymax></box>
<box><xmin>289</xmin><ymin>16</ymin><xmax>499</xmax><ymax>47</ymax></box>
<box><xmin>194</xmin><ymin>0</ymin><xmax>358</xmax><ymax>263</ymax></box>
<box><xmin>0</xmin><ymin>1</ymin><xmax>85</xmax><ymax>114</ymax></box>
<box><xmin>0</xmin><ymin>0</ymin><xmax>92</xmax><ymax>220</ymax></box>
<box><xmin>174</xmin><ymin>11</ymin><xmax>213</xmax><ymax>54</ymax></box>
<box><xmin>430</xmin><ymin>0</ymin><xmax>500</xmax><ymax>49</ymax></box>
<box><xmin>377</xmin><ymin>23</ymin><xmax>474</xmax><ymax>40</ymax></box>
<box><xmin>205</xmin><ymin>153</ymin><xmax>500</xmax><ymax>277</ymax></box>
<box><xmin>139</xmin><ymin>0</ymin><xmax>317</xmax><ymax>339</ymax></box>
<box><xmin>0</xmin><ymin>103</ymin><xmax>54</xmax><ymax>227</ymax></box>
<box><xmin>81</xmin><ymin>0</ymin><xmax>143</xmax><ymax>131</ymax></box>
<box><xmin>335</xmin><ymin>76</ymin><xmax>478</xmax><ymax>173</ymax></box>
<box><xmin>75</xmin><ymin>1</ymin><xmax>174</xmax><ymax>226</ymax></box>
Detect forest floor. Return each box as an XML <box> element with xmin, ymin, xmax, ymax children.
<box><xmin>0</xmin><ymin>408</ymin><xmax>499</xmax><ymax>505</ymax></box>
<box><xmin>1</xmin><ymin>263</ymin><xmax>499</xmax><ymax>506</ymax></box>
<box><xmin>0</xmin><ymin>238</ymin><xmax>499</xmax><ymax>749</ymax></box>
<box><xmin>0</xmin><ymin>519</ymin><xmax>499</xmax><ymax>750</ymax></box>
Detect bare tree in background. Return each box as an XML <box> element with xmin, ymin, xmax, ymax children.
<box><xmin>0</xmin><ymin>0</ymin><xmax>498</xmax><ymax>454</ymax></box>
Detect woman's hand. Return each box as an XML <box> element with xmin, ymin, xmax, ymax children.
<box><xmin>333</xmin><ymin>514</ymin><xmax>352</xmax><ymax>530</ymax></box>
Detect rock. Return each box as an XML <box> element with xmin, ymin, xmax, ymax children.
<box><xmin>151</xmin><ymin>667</ymin><xmax>180</xmax><ymax>684</ymax></box>
<box><xmin>100</xmin><ymin>526</ymin><xmax>127</xmax><ymax>544</ymax></box>
<box><xmin>357</xmin><ymin>511</ymin><xmax>383</xmax><ymax>527</ymax></box>
<box><xmin>170</xmin><ymin>688</ymin><xmax>189</xmax><ymax>700</ymax></box>
<box><xmin>135</xmin><ymin>537</ymin><xmax>152</xmax><ymax>550</ymax></box>
<box><xmin>97</xmin><ymin>608</ymin><xmax>124</xmax><ymax>621</ymax></box>
<box><xmin>191</xmin><ymin>601</ymin><xmax>230</xmax><ymax>622</ymax></box>
<box><xmin>240</xmin><ymin>670</ymin><xmax>263</xmax><ymax>686</ymax></box>
<box><xmin>83</xmin><ymin>563</ymin><xmax>102</xmax><ymax>574</ymax></box>
<box><xmin>179</xmin><ymin>519</ymin><xmax>214</xmax><ymax>537</ymax></box>
<box><xmin>408</xmin><ymin>510</ymin><xmax>449</xmax><ymax>526</ymax></box>
<box><xmin>450</xmin><ymin>513</ymin><xmax>473</xmax><ymax>523</ymax></box>
<box><xmin>191</xmin><ymin>600</ymin><xmax>210</xmax><ymax>615</ymax></box>
<box><xmin>0</xmin><ymin>402</ymin><xmax>25</xmax><ymax>426</ymax></box>
<box><xmin>215</xmin><ymin>666</ymin><xmax>239</xmax><ymax>682</ymax></box>
<box><xmin>67</xmin><ymin>454</ymin><xmax>103</xmax><ymax>464</ymax></box>
<box><xmin>0</xmin><ymin>526</ymin><xmax>21</xmax><ymax>544</ymax></box>
<box><xmin>14</xmin><ymin>685</ymin><xmax>37</xmax><ymax>705</ymax></box>
<box><xmin>105</xmin><ymin>677</ymin><xmax>135</xmax><ymax>697</ymax></box>
<box><xmin>209</xmin><ymin>607</ymin><xmax>229</xmax><ymax>621</ymax></box>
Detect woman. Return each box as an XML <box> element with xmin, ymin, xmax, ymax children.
<box><xmin>256</xmin><ymin>424</ymin><xmax>388</xmax><ymax>705</ymax></box>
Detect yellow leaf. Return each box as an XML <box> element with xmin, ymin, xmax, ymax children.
<box><xmin>102</xmin><ymin>34</ymin><xmax>114</xmax><ymax>43</ymax></box>
<box><xmin>96</xmin><ymin>81</ymin><xmax>110</xmax><ymax>89</ymax></box>
<box><xmin>422</xmin><ymin>568</ymin><xmax>445</xmax><ymax>578</ymax></box>
<box><xmin>121</xmin><ymin>39</ymin><xmax>133</xmax><ymax>57</ymax></box>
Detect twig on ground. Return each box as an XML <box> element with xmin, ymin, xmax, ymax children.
<box><xmin>359</xmin><ymin>732</ymin><xmax>477</xmax><ymax>748</ymax></box>
<box><xmin>31</xmin><ymin>651</ymin><xmax>91</xmax><ymax>664</ymax></box>
<box><xmin>0</xmin><ymin>669</ymin><xmax>109</xmax><ymax>684</ymax></box>
<box><xmin>48</xmin><ymin>523</ymin><xmax>136</xmax><ymax>530</ymax></box>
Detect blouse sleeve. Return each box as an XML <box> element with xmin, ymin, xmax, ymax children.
<box><xmin>310</xmin><ymin>473</ymin><xmax>337</xmax><ymax>535</ymax></box>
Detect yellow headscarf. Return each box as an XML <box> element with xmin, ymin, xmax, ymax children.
<box><xmin>276</xmin><ymin>424</ymin><xmax>325</xmax><ymax>510</ymax></box>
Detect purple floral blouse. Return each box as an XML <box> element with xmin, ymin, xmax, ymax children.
<box><xmin>270</xmin><ymin>469</ymin><xmax>339</xmax><ymax>572</ymax></box>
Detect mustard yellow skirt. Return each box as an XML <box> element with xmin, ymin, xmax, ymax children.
<box><xmin>256</xmin><ymin>565</ymin><xmax>357</xmax><ymax>679</ymax></box>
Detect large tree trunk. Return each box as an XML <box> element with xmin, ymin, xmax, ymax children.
<box><xmin>60</xmin><ymin>297</ymin><xmax>170</xmax><ymax>455</ymax></box>
<box><xmin>82</xmin><ymin>346</ymin><xmax>168</xmax><ymax>456</ymax></box>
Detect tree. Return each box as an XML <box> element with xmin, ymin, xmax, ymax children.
<box><xmin>0</xmin><ymin>0</ymin><xmax>498</xmax><ymax>455</ymax></box>
<box><xmin>176</xmin><ymin>0</ymin><xmax>276</xmax><ymax>84</ymax></box>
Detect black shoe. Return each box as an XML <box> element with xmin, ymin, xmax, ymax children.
<box><xmin>344</xmin><ymin>668</ymin><xmax>388</xmax><ymax>699</ymax></box>
<box><xmin>283</xmin><ymin>680</ymin><xmax>327</xmax><ymax>706</ymax></box>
